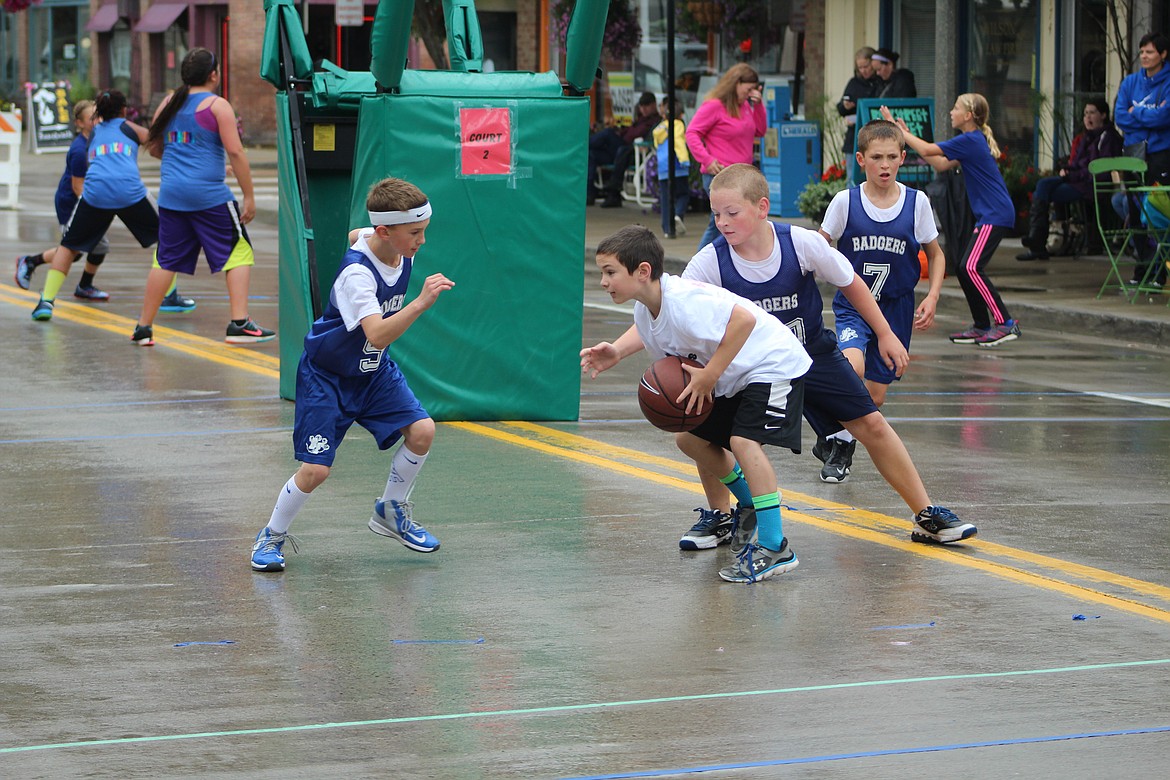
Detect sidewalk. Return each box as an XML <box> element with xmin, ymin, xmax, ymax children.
<box><xmin>106</xmin><ymin>144</ymin><xmax>1170</xmax><ymax>348</ymax></box>
<box><xmin>581</xmin><ymin>197</ymin><xmax>1170</xmax><ymax>349</ymax></box>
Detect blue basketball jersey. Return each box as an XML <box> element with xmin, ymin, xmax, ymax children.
<box><xmin>303</xmin><ymin>250</ymin><xmax>413</xmax><ymax>378</ymax></box>
<box><xmin>83</xmin><ymin>118</ymin><xmax>147</xmax><ymax>209</ymax></box>
<box><xmin>713</xmin><ymin>222</ymin><xmax>826</xmax><ymax>347</ymax></box>
<box><xmin>158</xmin><ymin>93</ymin><xmax>233</xmax><ymax>211</ymax></box>
<box><xmin>834</xmin><ymin>186</ymin><xmax>921</xmax><ymax>303</ymax></box>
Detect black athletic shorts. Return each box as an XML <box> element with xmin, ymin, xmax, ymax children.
<box><xmin>61</xmin><ymin>196</ymin><xmax>159</xmax><ymax>254</ymax></box>
<box><xmin>690</xmin><ymin>378</ymin><xmax>805</xmax><ymax>454</ymax></box>
<box><xmin>801</xmin><ymin>328</ymin><xmax>880</xmax><ymax>438</ymax></box>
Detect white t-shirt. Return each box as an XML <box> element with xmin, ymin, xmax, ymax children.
<box><xmin>333</xmin><ymin>228</ymin><xmax>407</xmax><ymax>331</ymax></box>
<box><xmin>682</xmin><ymin>222</ymin><xmax>855</xmax><ymax>288</ymax></box>
<box><xmin>820</xmin><ymin>182</ymin><xmax>939</xmax><ymax>245</ymax></box>
<box><xmin>633</xmin><ymin>274</ymin><xmax>811</xmax><ymax>398</ymax></box>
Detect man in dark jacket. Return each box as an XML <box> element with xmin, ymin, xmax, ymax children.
<box><xmin>872</xmin><ymin>48</ymin><xmax>917</xmax><ymax>99</ymax></box>
<box><xmin>590</xmin><ymin>92</ymin><xmax>661</xmax><ymax>207</ymax></box>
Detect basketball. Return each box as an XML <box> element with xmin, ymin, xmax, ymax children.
<box><xmin>638</xmin><ymin>356</ymin><xmax>711</xmax><ymax>432</ymax></box>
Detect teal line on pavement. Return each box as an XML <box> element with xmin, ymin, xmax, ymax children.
<box><xmin>2</xmin><ymin>658</ymin><xmax>1168</xmax><ymax>755</ymax></box>
<box><xmin>561</xmin><ymin>725</ymin><xmax>1170</xmax><ymax>779</ymax></box>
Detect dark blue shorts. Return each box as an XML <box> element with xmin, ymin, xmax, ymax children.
<box><xmin>833</xmin><ymin>295</ymin><xmax>914</xmax><ymax>386</ymax></box>
<box><xmin>292</xmin><ymin>354</ymin><xmax>429</xmax><ymax>467</ymax></box>
<box><xmin>801</xmin><ymin>329</ymin><xmax>880</xmax><ymax>438</ymax></box>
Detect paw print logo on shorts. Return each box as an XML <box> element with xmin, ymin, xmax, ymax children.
<box><xmin>839</xmin><ymin>327</ymin><xmax>860</xmax><ymax>344</ymax></box>
<box><xmin>306</xmin><ymin>434</ymin><xmax>330</xmax><ymax>455</ymax></box>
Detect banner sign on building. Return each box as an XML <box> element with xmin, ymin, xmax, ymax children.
<box><xmin>26</xmin><ymin>82</ymin><xmax>74</xmax><ymax>154</ymax></box>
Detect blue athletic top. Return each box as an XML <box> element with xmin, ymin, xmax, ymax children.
<box><xmin>833</xmin><ymin>186</ymin><xmax>921</xmax><ymax>303</ymax></box>
<box><xmin>303</xmin><ymin>250</ymin><xmax>413</xmax><ymax>378</ymax></box>
<box><xmin>83</xmin><ymin>118</ymin><xmax>146</xmax><ymax>209</ymax></box>
<box><xmin>713</xmin><ymin>221</ymin><xmax>830</xmax><ymax>349</ymax></box>
<box><xmin>937</xmin><ymin>130</ymin><xmax>1015</xmax><ymax>228</ymax></box>
<box><xmin>54</xmin><ymin>132</ymin><xmax>88</xmax><ymax>224</ymax></box>
<box><xmin>158</xmin><ymin>93</ymin><xmax>233</xmax><ymax>211</ymax></box>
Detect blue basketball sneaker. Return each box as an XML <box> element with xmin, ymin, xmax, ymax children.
<box><xmin>159</xmin><ymin>289</ymin><xmax>197</xmax><ymax>313</ymax></box>
<box><xmin>369</xmin><ymin>499</ymin><xmax>440</xmax><ymax>552</ymax></box>
<box><xmin>250</xmin><ymin>527</ymin><xmax>299</xmax><ymax>571</ymax></box>
<box><xmin>31</xmin><ymin>298</ymin><xmax>53</xmax><ymax>321</ymax></box>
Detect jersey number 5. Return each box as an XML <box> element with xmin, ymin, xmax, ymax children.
<box><xmin>359</xmin><ymin>340</ymin><xmax>382</xmax><ymax>373</ymax></box>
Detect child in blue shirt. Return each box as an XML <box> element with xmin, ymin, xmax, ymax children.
<box><xmin>250</xmin><ymin>178</ymin><xmax>455</xmax><ymax>572</ymax></box>
<box><xmin>883</xmin><ymin>94</ymin><xmax>1020</xmax><ymax>347</ymax></box>
<box><xmin>653</xmin><ymin>96</ymin><xmax>691</xmax><ymax>238</ymax></box>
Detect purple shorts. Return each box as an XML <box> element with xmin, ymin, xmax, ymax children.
<box><xmin>157</xmin><ymin>201</ymin><xmax>253</xmax><ymax>274</ymax></box>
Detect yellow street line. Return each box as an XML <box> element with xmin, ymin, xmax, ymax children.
<box><xmin>9</xmin><ymin>283</ymin><xmax>1169</xmax><ymax>622</ymax></box>
<box><xmin>0</xmin><ymin>287</ymin><xmax>280</xmax><ymax>377</ymax></box>
<box><xmin>456</xmin><ymin>420</ymin><xmax>1170</xmax><ymax>624</ymax></box>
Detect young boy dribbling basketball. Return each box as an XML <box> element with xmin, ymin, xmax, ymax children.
<box><xmin>250</xmin><ymin>178</ymin><xmax>454</xmax><ymax>572</ymax></box>
<box><xmin>581</xmin><ymin>225</ymin><xmax>811</xmax><ymax>582</ymax></box>
<box><xmin>677</xmin><ymin>164</ymin><xmax>975</xmax><ymax>548</ymax></box>
<box><xmin>814</xmin><ymin>119</ymin><xmax>945</xmax><ymax>480</ymax></box>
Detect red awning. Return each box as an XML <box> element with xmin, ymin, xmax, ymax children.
<box><xmin>133</xmin><ymin>3</ymin><xmax>187</xmax><ymax>34</ymax></box>
<box><xmin>84</xmin><ymin>4</ymin><xmax>121</xmax><ymax>33</ymax></box>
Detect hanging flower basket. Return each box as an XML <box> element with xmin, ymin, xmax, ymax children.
<box><xmin>678</xmin><ymin>1</ymin><xmax>781</xmax><ymax>51</ymax></box>
<box><xmin>551</xmin><ymin>0</ymin><xmax>643</xmax><ymax>62</ymax></box>
<box><xmin>2</xmin><ymin>0</ymin><xmax>41</xmax><ymax>11</ymax></box>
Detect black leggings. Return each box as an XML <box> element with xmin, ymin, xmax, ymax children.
<box><xmin>956</xmin><ymin>224</ymin><xmax>1012</xmax><ymax>329</ymax></box>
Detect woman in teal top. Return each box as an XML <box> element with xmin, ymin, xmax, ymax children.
<box><xmin>131</xmin><ymin>47</ymin><xmax>273</xmax><ymax>347</ymax></box>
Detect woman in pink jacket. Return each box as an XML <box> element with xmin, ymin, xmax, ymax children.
<box><xmin>685</xmin><ymin>63</ymin><xmax>768</xmax><ymax>248</ymax></box>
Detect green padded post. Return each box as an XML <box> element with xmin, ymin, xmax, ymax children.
<box><xmin>564</xmin><ymin>0</ymin><xmax>608</xmax><ymax>93</ymax></box>
<box><xmin>445</xmin><ymin>0</ymin><xmax>484</xmax><ymax>73</ymax></box>
<box><xmin>260</xmin><ymin>0</ymin><xmax>312</xmax><ymax>89</ymax></box>
<box><xmin>370</xmin><ymin>0</ymin><xmax>415</xmax><ymax>91</ymax></box>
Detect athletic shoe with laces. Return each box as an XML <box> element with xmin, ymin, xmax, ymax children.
<box><xmin>74</xmin><ymin>284</ymin><xmax>110</xmax><ymax>301</ymax></box>
<box><xmin>949</xmin><ymin>324</ymin><xmax>989</xmax><ymax>344</ymax></box>
<box><xmin>674</xmin><ymin>215</ymin><xmax>687</xmax><ymax>236</ymax></box>
<box><xmin>730</xmin><ymin>505</ymin><xmax>757</xmax><ymax>555</ymax></box>
<box><xmin>130</xmin><ymin>324</ymin><xmax>154</xmax><ymax>346</ymax></box>
<box><xmin>912</xmin><ymin>505</ymin><xmax>977</xmax><ymax>544</ymax></box>
<box><xmin>14</xmin><ymin>255</ymin><xmax>36</xmax><ymax>290</ymax></box>
<box><xmin>975</xmin><ymin>320</ymin><xmax>1021</xmax><ymax>347</ymax></box>
<box><xmin>820</xmin><ymin>438</ymin><xmax>856</xmax><ymax>483</ymax></box>
<box><xmin>31</xmin><ymin>298</ymin><xmax>53</xmax><ymax>321</ymax></box>
<box><xmin>369</xmin><ymin>498</ymin><xmax>440</xmax><ymax>552</ymax></box>
<box><xmin>719</xmin><ymin>538</ymin><xmax>798</xmax><ymax>583</ymax></box>
<box><xmin>251</xmin><ymin>527</ymin><xmax>300</xmax><ymax>571</ymax></box>
<box><xmin>225</xmin><ymin>317</ymin><xmax>276</xmax><ymax>344</ymax></box>
<box><xmin>812</xmin><ymin>435</ymin><xmax>829</xmax><ymax>464</ymax></box>
<box><xmin>679</xmin><ymin>507</ymin><xmax>734</xmax><ymax>550</ymax></box>
<box><xmin>160</xmin><ymin>289</ymin><xmax>197</xmax><ymax>313</ymax></box>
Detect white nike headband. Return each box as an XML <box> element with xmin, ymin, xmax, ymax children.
<box><xmin>369</xmin><ymin>201</ymin><xmax>432</xmax><ymax>226</ymax></box>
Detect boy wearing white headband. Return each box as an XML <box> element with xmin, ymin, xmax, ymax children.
<box><xmin>251</xmin><ymin>177</ymin><xmax>455</xmax><ymax>572</ymax></box>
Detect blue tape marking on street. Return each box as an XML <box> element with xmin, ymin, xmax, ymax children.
<box><xmin>173</xmin><ymin>640</ymin><xmax>236</xmax><ymax>648</ymax></box>
<box><xmin>559</xmin><ymin>725</ymin><xmax>1170</xmax><ymax>779</ymax></box>
<box><xmin>1073</xmin><ymin>614</ymin><xmax>1102</xmax><ymax>621</ymax></box>
<box><xmin>2</xmin><ymin>658</ymin><xmax>1168</xmax><ymax>754</ymax></box>
<box><xmin>870</xmin><ymin>622</ymin><xmax>937</xmax><ymax>631</ymax></box>
<box><xmin>392</xmin><ymin>638</ymin><xmax>485</xmax><ymax>645</ymax></box>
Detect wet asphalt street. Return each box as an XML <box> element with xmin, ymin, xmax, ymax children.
<box><xmin>2</xmin><ymin>152</ymin><xmax>1170</xmax><ymax>779</ymax></box>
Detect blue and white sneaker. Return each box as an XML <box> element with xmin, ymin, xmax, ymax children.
<box><xmin>719</xmin><ymin>538</ymin><xmax>798</xmax><ymax>583</ymax></box>
<box><xmin>912</xmin><ymin>505</ymin><xmax>977</xmax><ymax>544</ymax></box>
<box><xmin>369</xmin><ymin>499</ymin><xmax>440</xmax><ymax>552</ymax></box>
<box><xmin>160</xmin><ymin>289</ymin><xmax>197</xmax><ymax>313</ymax></box>
<box><xmin>679</xmin><ymin>507</ymin><xmax>734</xmax><ymax>550</ymax></box>
<box><xmin>31</xmin><ymin>298</ymin><xmax>53</xmax><ymax>321</ymax></box>
<box><xmin>251</xmin><ymin>527</ymin><xmax>299</xmax><ymax>571</ymax></box>
<box><xmin>14</xmin><ymin>255</ymin><xmax>37</xmax><ymax>290</ymax></box>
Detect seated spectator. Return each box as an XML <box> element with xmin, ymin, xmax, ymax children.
<box><xmin>872</xmin><ymin>48</ymin><xmax>916</xmax><ymax>98</ymax></box>
<box><xmin>588</xmin><ymin>92</ymin><xmax>661</xmax><ymax>207</ymax></box>
<box><xmin>1017</xmin><ymin>98</ymin><xmax>1122</xmax><ymax>261</ymax></box>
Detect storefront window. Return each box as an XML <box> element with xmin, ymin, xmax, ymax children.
<box><xmin>109</xmin><ymin>20</ymin><xmax>133</xmax><ymax>97</ymax></box>
<box><xmin>967</xmin><ymin>0</ymin><xmax>1037</xmax><ymax>161</ymax></box>
<box><xmin>0</xmin><ymin>11</ymin><xmax>18</xmax><ymax>102</ymax></box>
<box><xmin>25</xmin><ymin>1</ymin><xmax>90</xmax><ymax>88</ymax></box>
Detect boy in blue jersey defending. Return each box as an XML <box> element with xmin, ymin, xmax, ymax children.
<box><xmin>250</xmin><ymin>178</ymin><xmax>455</xmax><ymax>572</ymax></box>
<box><xmin>815</xmin><ymin>119</ymin><xmax>945</xmax><ymax>482</ymax></box>
<box><xmin>677</xmin><ymin>163</ymin><xmax>975</xmax><ymax>549</ymax></box>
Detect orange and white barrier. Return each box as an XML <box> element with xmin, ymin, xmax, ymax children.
<box><xmin>0</xmin><ymin>109</ymin><xmax>21</xmax><ymax>208</ymax></box>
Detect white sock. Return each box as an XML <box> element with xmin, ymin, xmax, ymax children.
<box><xmin>828</xmin><ymin>430</ymin><xmax>855</xmax><ymax>444</ymax></box>
<box><xmin>267</xmin><ymin>475</ymin><xmax>310</xmax><ymax>534</ymax></box>
<box><xmin>382</xmin><ymin>446</ymin><xmax>428</xmax><ymax>504</ymax></box>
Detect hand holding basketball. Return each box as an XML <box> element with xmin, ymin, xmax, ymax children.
<box><xmin>638</xmin><ymin>356</ymin><xmax>712</xmax><ymax>432</ymax></box>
